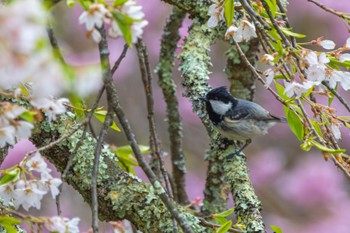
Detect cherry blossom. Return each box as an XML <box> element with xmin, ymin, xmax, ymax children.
<box><xmin>13</xmin><ymin>180</ymin><xmax>46</xmax><ymax>211</ymax></box>
<box><xmin>26</xmin><ymin>153</ymin><xmax>50</xmax><ymax>173</ymax></box>
<box><xmin>225</xmin><ymin>20</ymin><xmax>257</xmax><ymax>42</ymax></box>
<box><xmin>79</xmin><ymin>4</ymin><xmax>109</xmax><ymax>30</ymax></box>
<box><xmin>345</xmin><ymin>38</ymin><xmax>350</xmax><ymax>49</ymax></box>
<box><xmin>263</xmin><ymin>68</ymin><xmax>275</xmax><ymax>87</ymax></box>
<box><xmin>284</xmin><ymin>81</ymin><xmax>314</xmax><ymax>99</ymax></box>
<box><xmin>339</xmin><ymin>53</ymin><xmax>350</xmax><ymax>63</ymax></box>
<box><xmin>330</xmin><ymin>123</ymin><xmax>341</xmax><ymax>140</ymax></box>
<box><xmin>207</xmin><ymin>3</ymin><xmax>224</xmax><ymax>28</ymax></box>
<box><xmin>44</xmin><ymin>216</ymin><xmax>80</xmax><ymax>233</ymax></box>
<box><xmin>0</xmin><ymin>182</ymin><xmax>16</xmax><ymax>205</ymax></box>
<box><xmin>108</xmin><ymin>0</ymin><xmax>148</xmax><ymax>43</ymax></box>
<box><xmin>319</xmin><ymin>40</ymin><xmax>336</xmax><ymax>50</ymax></box>
<box><xmin>31</xmin><ymin>98</ymin><xmax>69</xmax><ymax>122</ymax></box>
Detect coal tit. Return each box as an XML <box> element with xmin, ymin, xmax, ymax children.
<box><xmin>201</xmin><ymin>86</ymin><xmax>285</xmax><ymax>158</ymax></box>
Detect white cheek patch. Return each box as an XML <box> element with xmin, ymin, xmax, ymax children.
<box><xmin>209</xmin><ymin>100</ymin><xmax>232</xmax><ymax>115</ymax></box>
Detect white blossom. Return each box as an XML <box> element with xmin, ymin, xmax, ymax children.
<box><xmin>337</xmin><ymin>71</ymin><xmax>350</xmax><ymax>91</ymax></box>
<box><xmin>40</xmin><ymin>172</ymin><xmax>62</xmax><ymax>198</ymax></box>
<box><xmin>263</xmin><ymin>68</ymin><xmax>275</xmax><ymax>87</ymax></box>
<box><xmin>226</xmin><ymin>20</ymin><xmax>257</xmax><ymax>42</ymax></box>
<box><xmin>0</xmin><ymin>182</ymin><xmax>16</xmax><ymax>205</ymax></box>
<box><xmin>345</xmin><ymin>37</ymin><xmax>350</xmax><ymax>49</ymax></box>
<box><xmin>284</xmin><ymin>81</ymin><xmax>314</xmax><ymax>99</ymax></box>
<box><xmin>26</xmin><ymin>153</ymin><xmax>50</xmax><ymax>173</ymax></box>
<box><xmin>207</xmin><ymin>3</ymin><xmax>224</xmax><ymax>28</ymax></box>
<box><xmin>330</xmin><ymin>123</ymin><xmax>341</xmax><ymax>140</ymax></box>
<box><xmin>31</xmin><ymin>98</ymin><xmax>69</xmax><ymax>121</ymax></box>
<box><xmin>108</xmin><ymin>0</ymin><xmax>148</xmax><ymax>43</ymax></box>
<box><xmin>0</xmin><ymin>125</ymin><xmax>16</xmax><ymax>147</ymax></box>
<box><xmin>14</xmin><ymin>121</ymin><xmax>33</xmax><ymax>140</ymax></box>
<box><xmin>261</xmin><ymin>54</ymin><xmax>275</xmax><ymax>66</ymax></box>
<box><xmin>79</xmin><ymin>4</ymin><xmax>109</xmax><ymax>30</ymax></box>
<box><xmin>13</xmin><ymin>180</ymin><xmax>46</xmax><ymax>211</ymax></box>
<box><xmin>319</xmin><ymin>39</ymin><xmax>336</xmax><ymax>50</ymax></box>
<box><xmin>339</xmin><ymin>53</ymin><xmax>350</xmax><ymax>63</ymax></box>
<box><xmin>44</xmin><ymin>216</ymin><xmax>80</xmax><ymax>233</ymax></box>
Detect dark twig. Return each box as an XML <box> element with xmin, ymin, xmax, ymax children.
<box><xmin>307</xmin><ymin>0</ymin><xmax>350</xmax><ymax>20</ymax></box>
<box><xmin>239</xmin><ymin>0</ymin><xmax>271</xmax><ymax>30</ymax></box>
<box><xmin>111</xmin><ymin>44</ymin><xmax>129</xmax><ymax>75</ymax></box>
<box><xmin>91</xmin><ymin>107</ymin><xmax>113</xmax><ymax>233</ymax></box>
<box><xmin>322</xmin><ymin>81</ymin><xmax>350</xmax><ymax>113</ymax></box>
<box><xmin>136</xmin><ymin>40</ymin><xmax>178</xmax><ymax>231</ymax></box>
<box><xmin>47</xmin><ymin>26</ymin><xmax>65</xmax><ymax>64</ymax></box>
<box><xmin>156</xmin><ymin>6</ymin><xmax>190</xmax><ymax>205</ymax></box>
<box><xmin>260</xmin><ymin>0</ymin><xmax>292</xmax><ymax>48</ymax></box>
<box><xmin>97</xmin><ymin>27</ymin><xmax>194</xmax><ymax>233</ymax></box>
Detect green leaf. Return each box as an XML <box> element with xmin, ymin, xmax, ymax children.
<box><xmin>0</xmin><ymin>216</ymin><xmax>21</xmax><ymax>233</ymax></box>
<box><xmin>115</xmin><ymin>145</ymin><xmax>150</xmax><ymax>155</ymax></box>
<box><xmin>0</xmin><ymin>168</ymin><xmax>20</xmax><ymax>185</ymax></box>
<box><xmin>265</xmin><ymin>0</ymin><xmax>277</xmax><ymax>17</ymax></box>
<box><xmin>275</xmin><ymin>82</ymin><xmax>288</xmax><ymax>100</ymax></box>
<box><xmin>270</xmin><ymin>225</ymin><xmax>283</xmax><ymax>233</ymax></box>
<box><xmin>19</xmin><ymin>110</ymin><xmax>36</xmax><ymax>123</ymax></box>
<box><xmin>223</xmin><ymin>0</ymin><xmax>234</xmax><ymax>27</ymax></box>
<box><xmin>216</xmin><ymin>220</ymin><xmax>232</xmax><ymax>233</ymax></box>
<box><xmin>311</xmin><ymin>141</ymin><xmax>346</xmax><ymax>154</ymax></box>
<box><xmin>69</xmin><ymin>94</ymin><xmax>86</xmax><ymax>119</ymax></box>
<box><xmin>66</xmin><ymin>0</ymin><xmax>75</xmax><ymax>7</ymax></box>
<box><xmin>114</xmin><ymin>0</ymin><xmax>128</xmax><ymax>6</ymax></box>
<box><xmin>112</xmin><ymin>12</ymin><xmax>135</xmax><ymax>47</ymax></box>
<box><xmin>215</xmin><ymin>208</ymin><xmax>235</xmax><ymax>218</ymax></box>
<box><xmin>329</xmin><ymin>57</ymin><xmax>350</xmax><ymax>69</ymax></box>
<box><xmin>94</xmin><ymin>110</ymin><xmax>121</xmax><ymax>132</ymax></box>
<box><xmin>310</xmin><ymin>119</ymin><xmax>322</xmax><ymax>137</ymax></box>
<box><xmin>78</xmin><ymin>0</ymin><xmax>89</xmax><ymax>10</ymax></box>
<box><xmin>280</xmin><ymin>27</ymin><xmax>306</xmax><ymax>38</ymax></box>
<box><xmin>285</xmin><ymin>108</ymin><xmax>304</xmax><ymax>141</ymax></box>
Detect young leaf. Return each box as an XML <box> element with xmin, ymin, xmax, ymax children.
<box><xmin>0</xmin><ymin>216</ymin><xmax>21</xmax><ymax>233</ymax></box>
<box><xmin>270</xmin><ymin>225</ymin><xmax>283</xmax><ymax>233</ymax></box>
<box><xmin>280</xmin><ymin>27</ymin><xmax>306</xmax><ymax>38</ymax></box>
<box><xmin>265</xmin><ymin>0</ymin><xmax>277</xmax><ymax>17</ymax></box>
<box><xmin>223</xmin><ymin>0</ymin><xmax>234</xmax><ymax>27</ymax></box>
<box><xmin>94</xmin><ymin>110</ymin><xmax>121</xmax><ymax>132</ymax></box>
<box><xmin>114</xmin><ymin>0</ymin><xmax>128</xmax><ymax>7</ymax></box>
<box><xmin>275</xmin><ymin>82</ymin><xmax>288</xmax><ymax>100</ymax></box>
<box><xmin>216</xmin><ymin>220</ymin><xmax>232</xmax><ymax>233</ymax></box>
<box><xmin>112</xmin><ymin>12</ymin><xmax>135</xmax><ymax>47</ymax></box>
<box><xmin>0</xmin><ymin>168</ymin><xmax>20</xmax><ymax>185</ymax></box>
<box><xmin>311</xmin><ymin>141</ymin><xmax>346</xmax><ymax>154</ymax></box>
<box><xmin>286</xmin><ymin>108</ymin><xmax>304</xmax><ymax>141</ymax></box>
<box><xmin>215</xmin><ymin>208</ymin><xmax>235</xmax><ymax>218</ymax></box>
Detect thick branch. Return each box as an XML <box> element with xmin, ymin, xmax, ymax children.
<box><xmin>29</xmin><ymin>115</ymin><xmax>210</xmax><ymax>233</ymax></box>
<box><xmin>156</xmin><ymin>6</ymin><xmax>189</xmax><ymax>205</ymax></box>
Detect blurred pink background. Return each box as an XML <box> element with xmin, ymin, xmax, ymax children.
<box><xmin>3</xmin><ymin>0</ymin><xmax>350</xmax><ymax>232</ymax></box>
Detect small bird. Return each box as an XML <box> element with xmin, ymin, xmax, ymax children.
<box><xmin>201</xmin><ymin>86</ymin><xmax>285</xmax><ymax>158</ymax></box>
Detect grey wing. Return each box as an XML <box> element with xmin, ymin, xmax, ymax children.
<box><xmin>230</xmin><ymin>99</ymin><xmax>275</xmax><ymax>121</ymax></box>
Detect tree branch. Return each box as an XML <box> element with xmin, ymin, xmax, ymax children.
<box><xmin>156</xmin><ymin>6</ymin><xmax>189</xmax><ymax>205</ymax></box>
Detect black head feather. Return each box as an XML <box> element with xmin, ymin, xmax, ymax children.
<box><xmin>206</xmin><ymin>86</ymin><xmax>237</xmax><ymax>105</ymax></box>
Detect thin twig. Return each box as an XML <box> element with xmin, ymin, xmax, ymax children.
<box><xmin>322</xmin><ymin>81</ymin><xmax>350</xmax><ymax>113</ymax></box>
<box><xmin>111</xmin><ymin>44</ymin><xmax>129</xmax><ymax>75</ymax></box>
<box><xmin>47</xmin><ymin>26</ymin><xmax>65</xmax><ymax>64</ymax></box>
<box><xmin>91</xmin><ymin>106</ymin><xmax>113</xmax><ymax>233</ymax></box>
<box><xmin>97</xmin><ymin>27</ymin><xmax>194</xmax><ymax>233</ymax></box>
<box><xmin>136</xmin><ymin>40</ymin><xmax>178</xmax><ymax>231</ymax></box>
<box><xmin>232</xmin><ymin>39</ymin><xmax>285</xmax><ymax>104</ymax></box>
<box><xmin>307</xmin><ymin>0</ymin><xmax>350</xmax><ymax>20</ymax></box>
<box><xmin>239</xmin><ymin>0</ymin><xmax>271</xmax><ymax>30</ymax></box>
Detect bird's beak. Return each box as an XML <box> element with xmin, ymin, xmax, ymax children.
<box><xmin>199</xmin><ymin>96</ymin><xmax>207</xmax><ymax>101</ymax></box>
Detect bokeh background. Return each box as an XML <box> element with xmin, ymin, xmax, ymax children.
<box><xmin>3</xmin><ymin>0</ymin><xmax>350</xmax><ymax>232</ymax></box>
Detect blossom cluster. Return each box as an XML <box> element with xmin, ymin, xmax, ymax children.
<box><xmin>44</xmin><ymin>216</ymin><xmax>80</xmax><ymax>233</ymax></box>
<box><xmin>0</xmin><ymin>153</ymin><xmax>62</xmax><ymax>210</ymax></box>
<box><xmin>0</xmin><ymin>103</ymin><xmax>33</xmax><ymax>148</ymax></box>
<box><xmin>207</xmin><ymin>3</ymin><xmax>257</xmax><ymax>42</ymax></box>
<box><xmin>79</xmin><ymin>1</ymin><xmax>148</xmax><ymax>43</ymax></box>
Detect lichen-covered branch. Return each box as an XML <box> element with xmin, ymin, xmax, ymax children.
<box><xmin>30</xmin><ymin>115</ymin><xmax>211</xmax><ymax>233</ymax></box>
<box><xmin>178</xmin><ymin>19</ymin><xmax>230</xmax><ymax>214</ymax></box>
<box><xmin>156</xmin><ymin>6</ymin><xmax>189</xmax><ymax>205</ymax></box>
